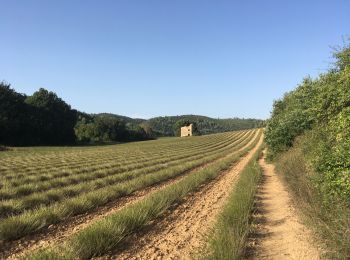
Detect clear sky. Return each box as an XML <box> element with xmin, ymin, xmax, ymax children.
<box><xmin>1</xmin><ymin>1</ymin><xmax>349</xmax><ymax>119</ymax></box>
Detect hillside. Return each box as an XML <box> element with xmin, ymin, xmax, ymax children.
<box><xmin>146</xmin><ymin>115</ymin><xmax>263</xmax><ymax>136</ymax></box>
<box><xmin>95</xmin><ymin>113</ymin><xmax>146</xmax><ymax>125</ymax></box>
<box><xmin>95</xmin><ymin>113</ymin><xmax>264</xmax><ymax>136</ymax></box>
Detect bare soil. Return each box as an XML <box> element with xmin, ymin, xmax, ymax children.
<box><xmin>102</xmin><ymin>134</ymin><xmax>264</xmax><ymax>259</ymax></box>
<box><xmin>3</xmin><ymin>131</ymin><xmax>260</xmax><ymax>259</ymax></box>
<box><xmin>246</xmin><ymin>151</ymin><xmax>320</xmax><ymax>259</ymax></box>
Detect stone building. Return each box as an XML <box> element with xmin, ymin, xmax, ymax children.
<box><xmin>181</xmin><ymin>124</ymin><xmax>193</xmax><ymax>137</ymax></box>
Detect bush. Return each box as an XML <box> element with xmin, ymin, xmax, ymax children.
<box><xmin>275</xmin><ymin>136</ymin><xmax>350</xmax><ymax>259</ymax></box>
<box><xmin>265</xmin><ymin>41</ymin><xmax>350</xmax><ymax>258</ymax></box>
<box><xmin>265</xmin><ymin>42</ymin><xmax>350</xmax><ymax>201</ymax></box>
<box><xmin>74</xmin><ymin>115</ymin><xmax>155</xmax><ymax>143</ymax></box>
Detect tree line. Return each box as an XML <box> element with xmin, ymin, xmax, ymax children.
<box><xmin>148</xmin><ymin>115</ymin><xmax>264</xmax><ymax>136</ymax></box>
<box><xmin>0</xmin><ymin>84</ymin><xmax>154</xmax><ymax>146</ymax></box>
<box><xmin>0</xmin><ymin>84</ymin><xmax>264</xmax><ymax>146</ymax></box>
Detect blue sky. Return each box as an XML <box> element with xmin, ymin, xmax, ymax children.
<box><xmin>1</xmin><ymin>1</ymin><xmax>349</xmax><ymax>119</ymax></box>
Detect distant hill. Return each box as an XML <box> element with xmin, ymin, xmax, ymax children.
<box><xmin>96</xmin><ymin>113</ymin><xmax>264</xmax><ymax>136</ymax></box>
<box><xmin>147</xmin><ymin>115</ymin><xmax>264</xmax><ymax>136</ymax></box>
<box><xmin>95</xmin><ymin>113</ymin><xmax>146</xmax><ymax>125</ymax></box>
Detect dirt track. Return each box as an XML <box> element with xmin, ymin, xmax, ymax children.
<box><xmin>247</xmin><ymin>151</ymin><xmax>320</xmax><ymax>259</ymax></box>
<box><xmin>105</xmin><ymin>133</ymin><xmax>264</xmax><ymax>259</ymax></box>
<box><xmin>3</xmin><ymin>131</ymin><xmax>260</xmax><ymax>259</ymax></box>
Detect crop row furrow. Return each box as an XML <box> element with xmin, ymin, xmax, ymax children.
<box><xmin>0</xmin><ymin>131</ymin><xmax>260</xmax><ymax>241</ymax></box>
<box><xmin>0</xmin><ymin>132</ymin><xmax>232</xmax><ymax>178</ymax></box>
<box><xmin>24</xmin><ymin>130</ymin><xmax>262</xmax><ymax>259</ymax></box>
<box><xmin>0</xmin><ymin>131</ymin><xmax>252</xmax><ymax>217</ymax></box>
<box><xmin>0</xmin><ymin>132</ymin><xmax>235</xmax><ymax>181</ymax></box>
<box><xmin>0</xmin><ymin>132</ymin><xmax>243</xmax><ymax>195</ymax></box>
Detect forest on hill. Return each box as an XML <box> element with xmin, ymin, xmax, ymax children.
<box><xmin>147</xmin><ymin>115</ymin><xmax>264</xmax><ymax>136</ymax></box>
<box><xmin>93</xmin><ymin>114</ymin><xmax>264</xmax><ymax>136</ymax></box>
<box><xmin>265</xmin><ymin>43</ymin><xmax>350</xmax><ymax>258</ymax></box>
<box><xmin>0</xmin><ymin>84</ymin><xmax>263</xmax><ymax>146</ymax></box>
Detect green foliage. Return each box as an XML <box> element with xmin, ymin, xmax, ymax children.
<box><xmin>74</xmin><ymin>115</ymin><xmax>154</xmax><ymax>143</ymax></box>
<box><xmin>275</xmin><ymin>138</ymin><xmax>350</xmax><ymax>259</ymax></box>
<box><xmin>173</xmin><ymin>119</ymin><xmax>200</xmax><ymax>136</ymax></box>
<box><xmin>265</xmin><ymin>43</ymin><xmax>350</xmax><ymax>202</ymax></box>
<box><xmin>149</xmin><ymin>115</ymin><xmax>264</xmax><ymax>136</ymax></box>
<box><xmin>334</xmin><ymin>41</ymin><xmax>350</xmax><ymax>70</ymax></box>
<box><xmin>265</xmin><ymin>77</ymin><xmax>316</xmax><ymax>154</ymax></box>
<box><xmin>74</xmin><ymin>116</ymin><xmax>95</xmax><ymax>143</ymax></box>
<box><xmin>0</xmin><ymin>83</ymin><xmax>261</xmax><ymax>146</ymax></box>
<box><xmin>0</xmin><ymin>82</ymin><xmax>29</xmax><ymax>145</ymax></box>
<box><xmin>75</xmin><ymin>115</ymin><xmax>126</xmax><ymax>143</ymax></box>
<box><xmin>139</xmin><ymin>122</ymin><xmax>156</xmax><ymax>138</ymax></box>
<box><xmin>94</xmin><ymin>113</ymin><xmax>146</xmax><ymax>125</ymax></box>
<box><xmin>0</xmin><ymin>86</ymin><xmax>154</xmax><ymax>145</ymax></box>
<box><xmin>309</xmin><ymin>109</ymin><xmax>350</xmax><ymax>201</ymax></box>
<box><xmin>25</xmin><ymin>88</ymin><xmax>78</xmax><ymax>145</ymax></box>
<box><xmin>0</xmin><ymin>84</ymin><xmax>77</xmax><ymax>146</ymax></box>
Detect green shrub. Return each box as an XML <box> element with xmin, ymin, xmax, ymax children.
<box><xmin>275</xmin><ymin>137</ymin><xmax>350</xmax><ymax>259</ymax></box>
<box><xmin>265</xmin><ymin>42</ymin><xmax>350</xmax><ymax>201</ymax></box>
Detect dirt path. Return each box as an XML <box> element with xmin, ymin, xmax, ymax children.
<box><xmin>248</xmin><ymin>151</ymin><xmax>320</xmax><ymax>259</ymax></box>
<box><xmin>104</xmin><ymin>134</ymin><xmax>264</xmax><ymax>259</ymax></box>
<box><xmin>3</xmin><ymin>131</ymin><xmax>261</xmax><ymax>259</ymax></box>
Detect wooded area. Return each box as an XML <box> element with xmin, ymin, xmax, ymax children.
<box><xmin>0</xmin><ymin>85</ymin><xmax>154</xmax><ymax>146</ymax></box>
<box><xmin>0</xmin><ymin>84</ymin><xmax>263</xmax><ymax>146</ymax></box>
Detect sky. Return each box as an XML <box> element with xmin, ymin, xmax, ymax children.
<box><xmin>1</xmin><ymin>1</ymin><xmax>349</xmax><ymax>119</ymax></box>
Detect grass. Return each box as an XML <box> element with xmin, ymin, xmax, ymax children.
<box><xmin>26</xmin><ymin>130</ymin><xmax>262</xmax><ymax>259</ymax></box>
<box><xmin>275</xmin><ymin>139</ymin><xmax>350</xmax><ymax>259</ymax></box>
<box><xmin>0</xmin><ymin>130</ymin><xmax>260</xmax><ymax>241</ymax></box>
<box><xmin>205</xmin><ymin>144</ymin><xmax>264</xmax><ymax>260</ymax></box>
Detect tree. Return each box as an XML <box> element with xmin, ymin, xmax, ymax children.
<box><xmin>75</xmin><ymin>115</ymin><xmax>128</xmax><ymax>143</ymax></box>
<box><xmin>173</xmin><ymin>119</ymin><xmax>200</xmax><ymax>136</ymax></box>
<box><xmin>0</xmin><ymin>82</ymin><xmax>31</xmax><ymax>145</ymax></box>
<box><xmin>25</xmin><ymin>88</ymin><xmax>77</xmax><ymax>144</ymax></box>
<box><xmin>0</xmin><ymin>84</ymin><xmax>156</xmax><ymax>146</ymax></box>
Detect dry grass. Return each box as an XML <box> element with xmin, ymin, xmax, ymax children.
<box><xmin>275</xmin><ymin>143</ymin><xmax>350</xmax><ymax>259</ymax></box>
